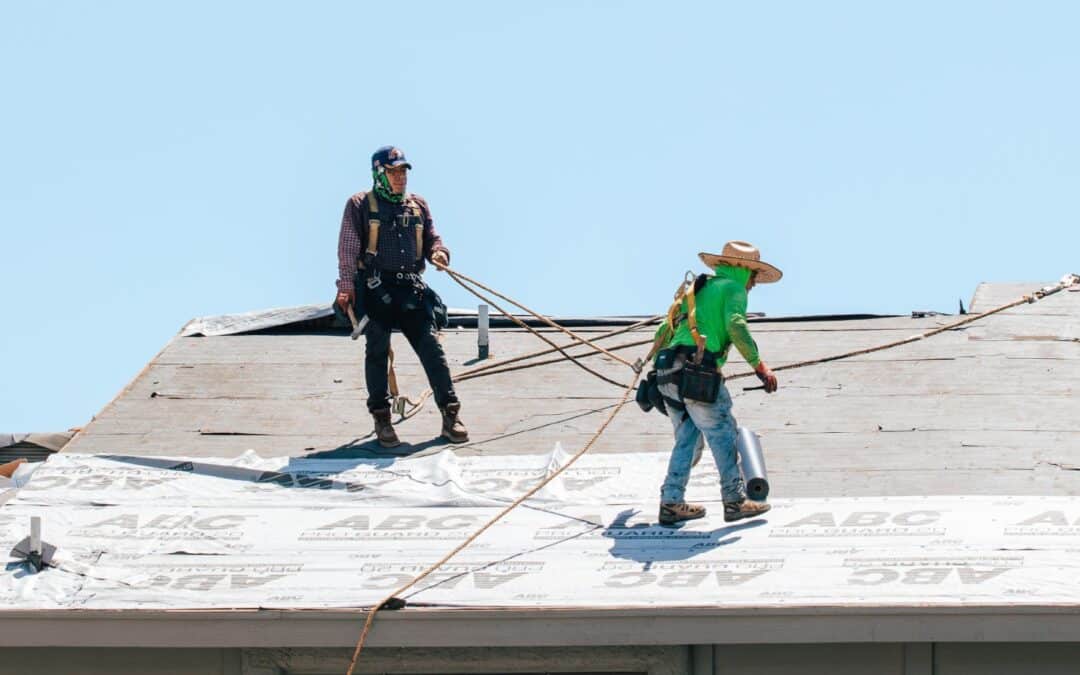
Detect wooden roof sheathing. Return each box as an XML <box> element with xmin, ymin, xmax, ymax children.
<box><xmin>62</xmin><ymin>281</ymin><xmax>1080</xmax><ymax>498</ymax></box>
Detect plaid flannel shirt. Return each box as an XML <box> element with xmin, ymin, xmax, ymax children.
<box><xmin>336</xmin><ymin>191</ymin><xmax>450</xmax><ymax>293</ymax></box>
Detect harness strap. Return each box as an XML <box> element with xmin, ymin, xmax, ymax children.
<box><xmin>365</xmin><ymin>192</ymin><xmax>380</xmax><ymax>257</ymax></box>
<box><xmin>685</xmin><ymin>277</ymin><xmax>707</xmax><ymax>364</ymax></box>
<box><xmin>643</xmin><ymin>279</ymin><xmax>690</xmax><ymax>365</ymax></box>
<box><xmin>410</xmin><ymin>199</ymin><xmax>424</xmax><ymax>261</ymax></box>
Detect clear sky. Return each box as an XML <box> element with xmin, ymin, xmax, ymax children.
<box><xmin>2</xmin><ymin>1</ymin><xmax>1078</xmax><ymax>432</ymax></box>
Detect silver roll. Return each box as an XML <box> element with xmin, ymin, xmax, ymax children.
<box><xmin>736</xmin><ymin>426</ymin><xmax>769</xmax><ymax>501</ymax></box>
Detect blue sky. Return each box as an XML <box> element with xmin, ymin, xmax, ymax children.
<box><xmin>2</xmin><ymin>1</ymin><xmax>1078</xmax><ymax>431</ymax></box>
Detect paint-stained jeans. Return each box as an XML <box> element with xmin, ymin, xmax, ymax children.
<box><xmin>661</xmin><ymin>383</ymin><xmax>745</xmax><ymax>504</ymax></box>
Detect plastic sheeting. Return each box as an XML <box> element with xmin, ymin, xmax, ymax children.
<box><xmin>5</xmin><ymin>449</ymin><xmax>1080</xmax><ymax>610</ymax></box>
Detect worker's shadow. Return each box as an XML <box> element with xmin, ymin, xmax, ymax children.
<box><xmin>306</xmin><ymin>435</ymin><xmax>449</xmax><ymax>460</ymax></box>
<box><xmin>603</xmin><ymin>508</ymin><xmax>766</xmax><ymax>564</ymax></box>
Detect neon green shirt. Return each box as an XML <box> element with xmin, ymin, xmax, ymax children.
<box><xmin>655</xmin><ymin>265</ymin><xmax>761</xmax><ymax>369</ymax></box>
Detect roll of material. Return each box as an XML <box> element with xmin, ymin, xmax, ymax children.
<box><xmin>736</xmin><ymin>426</ymin><xmax>769</xmax><ymax>501</ymax></box>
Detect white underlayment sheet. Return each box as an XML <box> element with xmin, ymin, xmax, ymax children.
<box><xmin>3</xmin><ymin>449</ymin><xmax>1080</xmax><ymax>610</ymax></box>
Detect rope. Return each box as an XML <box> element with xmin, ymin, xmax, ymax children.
<box><xmin>438</xmin><ymin>263</ymin><xmax>636</xmax><ymax>368</ymax></box>
<box><xmin>455</xmin><ymin>338</ymin><xmax>654</xmax><ymax>383</ymax></box>
<box><xmin>462</xmin><ymin>315</ymin><xmax>662</xmax><ymax>378</ymax></box>
<box><xmin>392</xmin><ymin>319</ymin><xmax>660</xmax><ymax>422</ymax></box>
<box><xmin>391</xmin><ymin>273</ymin><xmax>1078</xmax><ymax>420</ymax></box>
<box><xmin>342</xmin><ymin>271</ymin><xmax>1078</xmax><ymax>674</ymax></box>
<box><xmin>724</xmin><ymin>273</ymin><xmax>1080</xmax><ymax>382</ymax></box>
<box><xmin>393</xmin><ymin>328</ymin><xmax>652</xmax><ymax>419</ymax></box>
<box><xmin>343</xmin><ymin>366</ymin><xmax>644</xmax><ymax>675</ymax></box>
<box><xmin>438</xmin><ymin>264</ymin><xmax>630</xmax><ymax>389</ymax></box>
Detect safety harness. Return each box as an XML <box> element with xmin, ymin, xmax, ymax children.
<box><xmin>644</xmin><ymin>272</ymin><xmax>707</xmax><ymax>364</ymax></box>
<box><xmin>638</xmin><ymin>273</ymin><xmax>722</xmax><ymax>414</ymax></box>
<box><xmin>358</xmin><ymin>190</ymin><xmax>425</xmax><ymax>271</ymax></box>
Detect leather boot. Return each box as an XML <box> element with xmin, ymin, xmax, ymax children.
<box><xmin>659</xmin><ymin>502</ymin><xmax>706</xmax><ymax>526</ymax></box>
<box><xmin>440</xmin><ymin>402</ymin><xmax>469</xmax><ymax>443</ymax></box>
<box><xmin>371</xmin><ymin>408</ymin><xmax>401</xmax><ymax>448</ymax></box>
<box><xmin>724</xmin><ymin>499</ymin><xmax>771</xmax><ymax>523</ymax></box>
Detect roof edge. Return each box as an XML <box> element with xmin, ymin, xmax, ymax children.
<box><xmin>3</xmin><ymin>605</ymin><xmax>1080</xmax><ymax>648</ymax></box>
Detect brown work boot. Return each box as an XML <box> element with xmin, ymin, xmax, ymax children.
<box><xmin>440</xmin><ymin>402</ymin><xmax>469</xmax><ymax>443</ymax></box>
<box><xmin>371</xmin><ymin>408</ymin><xmax>401</xmax><ymax>448</ymax></box>
<box><xmin>724</xmin><ymin>499</ymin><xmax>771</xmax><ymax>523</ymax></box>
<box><xmin>659</xmin><ymin>502</ymin><xmax>706</xmax><ymax>526</ymax></box>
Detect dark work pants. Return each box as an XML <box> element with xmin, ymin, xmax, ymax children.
<box><xmin>364</xmin><ymin>305</ymin><xmax>458</xmax><ymax>413</ymax></box>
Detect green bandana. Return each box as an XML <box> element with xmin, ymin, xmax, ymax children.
<box><xmin>372</xmin><ymin>169</ymin><xmax>404</xmax><ymax>204</ymax></box>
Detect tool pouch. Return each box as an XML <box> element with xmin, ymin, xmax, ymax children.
<box><xmin>636</xmin><ymin>370</ymin><xmax>670</xmax><ymax>416</ymax></box>
<box><xmin>635</xmin><ymin>373</ymin><xmax>655</xmax><ymax>413</ymax></box>
<box><xmin>423</xmin><ymin>286</ymin><xmax>450</xmax><ymax>331</ymax></box>
<box><xmin>654</xmin><ymin>349</ymin><xmax>686</xmax><ymax>413</ymax></box>
<box><xmin>678</xmin><ymin>358</ymin><xmax>721</xmax><ymax>404</ymax></box>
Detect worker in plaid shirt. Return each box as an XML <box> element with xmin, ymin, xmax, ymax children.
<box><xmin>335</xmin><ymin>146</ymin><xmax>467</xmax><ymax>448</ymax></box>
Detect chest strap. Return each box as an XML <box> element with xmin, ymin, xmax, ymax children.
<box><xmin>365</xmin><ymin>191</ymin><xmax>381</xmax><ymax>259</ymax></box>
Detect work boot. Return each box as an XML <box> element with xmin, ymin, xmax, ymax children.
<box><xmin>440</xmin><ymin>402</ymin><xmax>469</xmax><ymax>443</ymax></box>
<box><xmin>724</xmin><ymin>499</ymin><xmax>771</xmax><ymax>523</ymax></box>
<box><xmin>371</xmin><ymin>408</ymin><xmax>401</xmax><ymax>448</ymax></box>
<box><xmin>659</xmin><ymin>502</ymin><xmax>706</xmax><ymax>526</ymax></box>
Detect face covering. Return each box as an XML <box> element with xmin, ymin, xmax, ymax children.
<box><xmin>372</xmin><ymin>168</ymin><xmax>404</xmax><ymax>204</ymax></box>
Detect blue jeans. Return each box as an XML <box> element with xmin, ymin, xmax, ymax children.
<box><xmin>661</xmin><ymin>383</ymin><xmax>745</xmax><ymax>503</ymax></box>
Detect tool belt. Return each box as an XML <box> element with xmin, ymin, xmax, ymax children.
<box><xmin>655</xmin><ymin>346</ymin><xmax>722</xmax><ymax>409</ymax></box>
<box><xmin>356</xmin><ymin>268</ymin><xmax>448</xmax><ymax>330</ymax></box>
<box><xmin>377</xmin><ymin>270</ymin><xmax>425</xmax><ymax>286</ymax></box>
<box><xmin>638</xmin><ymin>270</ymin><xmax>721</xmax><ymax>414</ymax></box>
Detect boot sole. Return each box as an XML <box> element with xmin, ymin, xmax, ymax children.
<box><xmin>378</xmin><ymin>438</ymin><xmax>402</xmax><ymax>448</ymax></box>
<box><xmin>659</xmin><ymin>511</ymin><xmax>706</xmax><ymax>526</ymax></box>
<box><xmin>442</xmin><ymin>432</ymin><xmax>469</xmax><ymax>444</ymax></box>
<box><xmin>724</xmin><ymin>504</ymin><xmax>771</xmax><ymax>522</ymax></box>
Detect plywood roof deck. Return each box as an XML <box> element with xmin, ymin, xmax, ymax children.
<box><xmin>62</xmin><ymin>281</ymin><xmax>1080</xmax><ymax>498</ymax></box>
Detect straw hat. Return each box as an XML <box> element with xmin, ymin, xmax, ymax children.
<box><xmin>699</xmin><ymin>241</ymin><xmax>782</xmax><ymax>284</ymax></box>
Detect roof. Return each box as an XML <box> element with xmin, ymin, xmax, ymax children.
<box><xmin>2</xmin><ymin>278</ymin><xmax>1079</xmax><ymax>647</ymax></box>
<box><xmin>63</xmin><ymin>279</ymin><xmax>1080</xmax><ymax>497</ymax></box>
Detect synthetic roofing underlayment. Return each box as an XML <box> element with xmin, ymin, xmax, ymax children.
<box><xmin>2</xmin><ymin>280</ymin><xmax>1079</xmax><ymax>613</ymax></box>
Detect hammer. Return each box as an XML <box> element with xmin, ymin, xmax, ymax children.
<box><xmin>346</xmin><ymin>305</ymin><xmax>369</xmax><ymax>341</ymax></box>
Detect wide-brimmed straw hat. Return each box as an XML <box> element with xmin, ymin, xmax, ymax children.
<box><xmin>699</xmin><ymin>241</ymin><xmax>782</xmax><ymax>284</ymax></box>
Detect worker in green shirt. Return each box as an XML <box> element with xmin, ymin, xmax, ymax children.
<box><xmin>651</xmin><ymin>241</ymin><xmax>780</xmax><ymax>525</ymax></box>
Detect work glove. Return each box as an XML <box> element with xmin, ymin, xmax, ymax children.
<box><xmin>335</xmin><ymin>289</ymin><xmax>355</xmax><ymax>311</ymax></box>
<box><xmin>754</xmin><ymin>361</ymin><xmax>778</xmax><ymax>394</ymax></box>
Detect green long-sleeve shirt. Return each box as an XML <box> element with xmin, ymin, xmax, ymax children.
<box><xmin>655</xmin><ymin>264</ymin><xmax>761</xmax><ymax>368</ymax></box>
